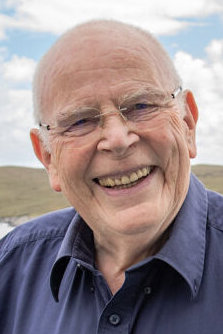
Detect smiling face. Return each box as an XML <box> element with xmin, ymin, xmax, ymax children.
<box><xmin>31</xmin><ymin>22</ymin><xmax>198</xmax><ymax>244</ymax></box>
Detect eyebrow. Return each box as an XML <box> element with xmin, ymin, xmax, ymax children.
<box><xmin>54</xmin><ymin>86</ymin><xmax>169</xmax><ymax>125</ymax></box>
<box><xmin>55</xmin><ymin>106</ymin><xmax>99</xmax><ymax>125</ymax></box>
<box><xmin>118</xmin><ymin>87</ymin><xmax>168</xmax><ymax>105</ymax></box>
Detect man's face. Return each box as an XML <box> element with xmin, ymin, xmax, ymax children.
<box><xmin>34</xmin><ymin>30</ymin><xmax>197</xmax><ymax>241</ymax></box>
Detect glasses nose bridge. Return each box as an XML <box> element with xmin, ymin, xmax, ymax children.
<box><xmin>99</xmin><ymin>108</ymin><xmax>127</xmax><ymax>127</ymax></box>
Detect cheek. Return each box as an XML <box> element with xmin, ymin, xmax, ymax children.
<box><xmin>170</xmin><ymin>116</ymin><xmax>192</xmax><ymax>162</ymax></box>
<box><xmin>165</xmin><ymin>116</ymin><xmax>191</xmax><ymax>196</ymax></box>
<box><xmin>161</xmin><ymin>112</ymin><xmax>190</xmax><ymax>156</ymax></box>
<box><xmin>54</xmin><ymin>142</ymin><xmax>95</xmax><ymax>195</ymax></box>
<box><xmin>144</xmin><ymin>116</ymin><xmax>180</xmax><ymax>167</ymax></box>
<box><xmin>148</xmin><ymin>114</ymin><xmax>190</xmax><ymax>185</ymax></box>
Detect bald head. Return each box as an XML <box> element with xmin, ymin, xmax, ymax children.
<box><xmin>33</xmin><ymin>20</ymin><xmax>181</xmax><ymax>123</ymax></box>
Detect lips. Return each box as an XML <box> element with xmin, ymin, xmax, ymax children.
<box><xmin>95</xmin><ymin>166</ymin><xmax>153</xmax><ymax>189</ymax></box>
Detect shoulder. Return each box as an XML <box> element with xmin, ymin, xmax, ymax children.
<box><xmin>0</xmin><ymin>207</ymin><xmax>76</xmax><ymax>259</ymax></box>
<box><xmin>207</xmin><ymin>189</ymin><xmax>223</xmax><ymax>231</ymax></box>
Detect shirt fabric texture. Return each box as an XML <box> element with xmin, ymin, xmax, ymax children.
<box><xmin>1</xmin><ymin>173</ymin><xmax>223</xmax><ymax>334</ymax></box>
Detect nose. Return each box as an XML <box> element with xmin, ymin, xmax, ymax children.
<box><xmin>97</xmin><ymin>112</ymin><xmax>140</xmax><ymax>156</ymax></box>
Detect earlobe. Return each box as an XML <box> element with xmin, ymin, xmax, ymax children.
<box><xmin>183</xmin><ymin>91</ymin><xmax>199</xmax><ymax>159</ymax></box>
<box><xmin>30</xmin><ymin>129</ymin><xmax>62</xmax><ymax>192</ymax></box>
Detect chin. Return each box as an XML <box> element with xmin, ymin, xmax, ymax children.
<box><xmin>107</xmin><ymin>210</ymin><xmax>159</xmax><ymax>236</ymax></box>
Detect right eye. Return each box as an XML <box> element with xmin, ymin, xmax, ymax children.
<box><xmin>64</xmin><ymin>118</ymin><xmax>90</xmax><ymax>132</ymax></box>
<box><xmin>63</xmin><ymin>117</ymin><xmax>98</xmax><ymax>136</ymax></box>
<box><xmin>68</xmin><ymin>118</ymin><xmax>89</xmax><ymax>129</ymax></box>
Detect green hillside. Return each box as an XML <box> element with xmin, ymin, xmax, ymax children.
<box><xmin>0</xmin><ymin>165</ymin><xmax>222</xmax><ymax>220</ymax></box>
<box><xmin>191</xmin><ymin>164</ymin><xmax>223</xmax><ymax>195</ymax></box>
<box><xmin>0</xmin><ymin>166</ymin><xmax>69</xmax><ymax>218</ymax></box>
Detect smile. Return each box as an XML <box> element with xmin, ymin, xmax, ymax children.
<box><xmin>95</xmin><ymin>166</ymin><xmax>153</xmax><ymax>189</ymax></box>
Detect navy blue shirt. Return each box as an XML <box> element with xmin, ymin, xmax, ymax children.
<box><xmin>1</xmin><ymin>174</ymin><xmax>223</xmax><ymax>334</ymax></box>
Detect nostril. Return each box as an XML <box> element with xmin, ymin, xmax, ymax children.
<box><xmin>97</xmin><ymin>138</ymin><xmax>139</xmax><ymax>155</ymax></box>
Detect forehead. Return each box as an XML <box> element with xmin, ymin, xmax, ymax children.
<box><xmin>39</xmin><ymin>26</ymin><xmax>165</xmax><ymax>118</ymax></box>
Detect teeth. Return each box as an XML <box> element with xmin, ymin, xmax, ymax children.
<box><xmin>142</xmin><ymin>167</ymin><xmax>148</xmax><ymax>176</ymax></box>
<box><xmin>130</xmin><ymin>172</ymin><xmax>138</xmax><ymax>182</ymax></box>
<box><xmin>98</xmin><ymin>167</ymin><xmax>152</xmax><ymax>188</ymax></box>
<box><xmin>115</xmin><ymin>179</ymin><xmax>122</xmax><ymax>186</ymax></box>
<box><xmin>107</xmin><ymin>178</ymin><xmax>115</xmax><ymax>187</ymax></box>
<box><xmin>121</xmin><ymin>176</ymin><xmax>130</xmax><ymax>185</ymax></box>
<box><xmin>137</xmin><ymin>169</ymin><xmax>143</xmax><ymax>178</ymax></box>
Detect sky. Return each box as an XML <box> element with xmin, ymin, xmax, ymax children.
<box><xmin>0</xmin><ymin>0</ymin><xmax>223</xmax><ymax>168</ymax></box>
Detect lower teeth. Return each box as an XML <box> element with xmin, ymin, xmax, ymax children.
<box><xmin>113</xmin><ymin>181</ymin><xmax>137</xmax><ymax>189</ymax></box>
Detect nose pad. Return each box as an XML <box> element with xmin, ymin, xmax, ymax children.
<box><xmin>98</xmin><ymin>109</ymin><xmax>126</xmax><ymax>127</ymax></box>
<box><xmin>97</xmin><ymin>113</ymin><xmax>139</xmax><ymax>155</ymax></box>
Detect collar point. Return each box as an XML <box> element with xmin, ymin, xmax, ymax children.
<box><xmin>50</xmin><ymin>256</ymin><xmax>70</xmax><ymax>302</ymax></box>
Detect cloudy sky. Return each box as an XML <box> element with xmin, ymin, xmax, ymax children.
<box><xmin>0</xmin><ymin>0</ymin><xmax>223</xmax><ymax>168</ymax></box>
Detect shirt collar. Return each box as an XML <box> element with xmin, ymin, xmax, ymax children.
<box><xmin>50</xmin><ymin>173</ymin><xmax>208</xmax><ymax>301</ymax></box>
<box><xmin>155</xmin><ymin>173</ymin><xmax>208</xmax><ymax>298</ymax></box>
<box><xmin>50</xmin><ymin>213</ymin><xmax>95</xmax><ymax>301</ymax></box>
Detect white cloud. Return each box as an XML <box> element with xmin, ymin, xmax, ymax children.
<box><xmin>174</xmin><ymin>39</ymin><xmax>223</xmax><ymax>165</ymax></box>
<box><xmin>2</xmin><ymin>55</ymin><xmax>36</xmax><ymax>83</ymax></box>
<box><xmin>154</xmin><ymin>0</ymin><xmax>223</xmax><ymax>17</ymax></box>
<box><xmin>0</xmin><ymin>91</ymin><xmax>39</xmax><ymax>167</ymax></box>
<box><xmin>0</xmin><ymin>51</ymin><xmax>39</xmax><ymax>166</ymax></box>
<box><xmin>0</xmin><ymin>86</ymin><xmax>39</xmax><ymax>167</ymax></box>
<box><xmin>206</xmin><ymin>39</ymin><xmax>223</xmax><ymax>63</ymax></box>
<box><xmin>0</xmin><ymin>0</ymin><xmax>223</xmax><ymax>38</ymax></box>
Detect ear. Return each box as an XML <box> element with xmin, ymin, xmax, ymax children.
<box><xmin>30</xmin><ymin>129</ymin><xmax>61</xmax><ymax>192</ymax></box>
<box><xmin>183</xmin><ymin>90</ymin><xmax>199</xmax><ymax>159</ymax></box>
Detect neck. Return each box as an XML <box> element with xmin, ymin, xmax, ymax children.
<box><xmin>94</xmin><ymin>228</ymin><xmax>170</xmax><ymax>294</ymax></box>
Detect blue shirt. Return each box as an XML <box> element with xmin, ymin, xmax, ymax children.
<box><xmin>1</xmin><ymin>174</ymin><xmax>223</xmax><ymax>334</ymax></box>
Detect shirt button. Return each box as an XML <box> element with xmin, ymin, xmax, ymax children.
<box><xmin>76</xmin><ymin>263</ymin><xmax>83</xmax><ymax>270</ymax></box>
<box><xmin>144</xmin><ymin>286</ymin><xmax>152</xmax><ymax>295</ymax></box>
<box><xmin>109</xmin><ymin>314</ymin><xmax>121</xmax><ymax>326</ymax></box>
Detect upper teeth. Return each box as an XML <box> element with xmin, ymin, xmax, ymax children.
<box><xmin>98</xmin><ymin>167</ymin><xmax>151</xmax><ymax>187</ymax></box>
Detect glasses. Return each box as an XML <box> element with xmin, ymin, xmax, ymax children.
<box><xmin>39</xmin><ymin>86</ymin><xmax>182</xmax><ymax>148</ymax></box>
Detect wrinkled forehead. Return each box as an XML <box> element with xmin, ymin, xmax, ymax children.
<box><xmin>35</xmin><ymin>23</ymin><xmax>169</xmax><ymax>119</ymax></box>
<box><xmin>45</xmin><ymin>25</ymin><xmax>161</xmax><ymax>75</ymax></box>
<box><xmin>40</xmin><ymin>22</ymin><xmax>167</xmax><ymax>76</ymax></box>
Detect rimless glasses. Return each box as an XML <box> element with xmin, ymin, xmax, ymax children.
<box><xmin>39</xmin><ymin>86</ymin><xmax>182</xmax><ymax>148</ymax></box>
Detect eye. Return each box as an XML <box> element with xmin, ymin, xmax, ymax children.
<box><xmin>66</xmin><ymin>118</ymin><xmax>92</xmax><ymax>131</ymax></box>
<box><xmin>73</xmin><ymin>118</ymin><xmax>89</xmax><ymax>126</ymax></box>
<box><xmin>120</xmin><ymin>103</ymin><xmax>150</xmax><ymax>114</ymax></box>
<box><xmin>134</xmin><ymin>103</ymin><xmax>150</xmax><ymax>110</ymax></box>
<box><xmin>61</xmin><ymin>116</ymin><xmax>99</xmax><ymax>137</ymax></box>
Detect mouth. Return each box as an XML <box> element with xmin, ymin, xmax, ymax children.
<box><xmin>94</xmin><ymin>166</ymin><xmax>154</xmax><ymax>190</ymax></box>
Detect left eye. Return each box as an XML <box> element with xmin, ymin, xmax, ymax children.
<box><xmin>134</xmin><ymin>103</ymin><xmax>149</xmax><ymax>110</ymax></box>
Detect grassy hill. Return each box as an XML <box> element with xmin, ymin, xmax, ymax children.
<box><xmin>0</xmin><ymin>166</ymin><xmax>69</xmax><ymax>218</ymax></box>
<box><xmin>191</xmin><ymin>164</ymin><xmax>223</xmax><ymax>195</ymax></box>
<box><xmin>0</xmin><ymin>165</ymin><xmax>222</xmax><ymax>221</ymax></box>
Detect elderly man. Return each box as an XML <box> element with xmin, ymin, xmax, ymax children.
<box><xmin>1</xmin><ymin>20</ymin><xmax>223</xmax><ymax>334</ymax></box>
